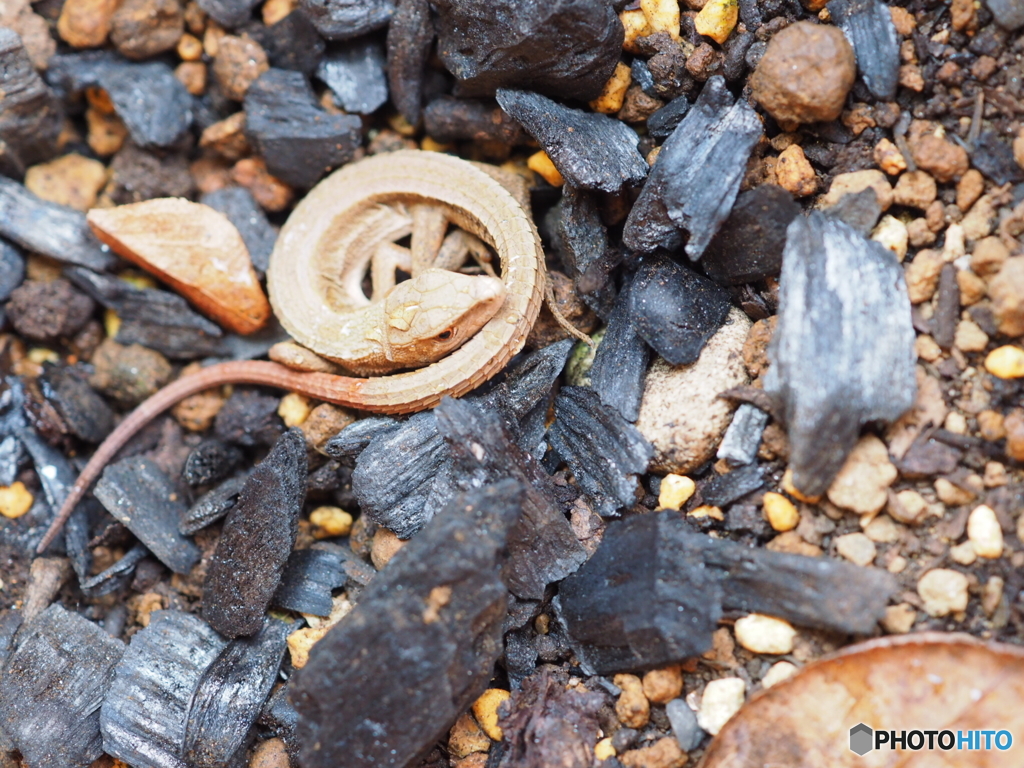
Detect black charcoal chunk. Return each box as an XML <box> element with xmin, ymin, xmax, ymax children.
<box><xmin>548</xmin><ymin>387</ymin><xmax>653</xmax><ymax>517</ymax></box>
<box><xmin>722</xmin><ymin>29</ymin><xmax>754</xmax><ymax>82</ymax></box>
<box><xmin>387</xmin><ymin>0</ymin><xmax>434</xmax><ymax>125</ymax></box>
<box><xmin>244</xmin><ymin>69</ymin><xmax>363</xmax><ymax>189</ymax></box>
<box><xmin>198</xmin><ymin>0</ymin><xmax>260</xmax><ymax>27</ymax></box>
<box><xmin>0</xmin><ymin>29</ymin><xmax>62</xmax><ymax>175</ymax></box>
<box><xmin>973</xmin><ymin>131</ymin><xmax>1024</xmax><ymax>185</ymax></box>
<box><xmin>623</xmin><ymin>76</ymin><xmax>762</xmax><ymax>260</ymax></box>
<box><xmin>324</xmin><ymin>416</ymin><xmax>401</xmax><ymax>457</ymax></box>
<box><xmin>0</xmin><ymin>611</ymin><xmax>21</xmax><ymax>669</ymax></box>
<box><xmin>180</xmin><ymin>473</ymin><xmax>248</xmax><ymax>535</ymax></box>
<box><xmin>556</xmin><ymin>511</ymin><xmax>722</xmax><ymax>674</ymax></box>
<box><xmin>0</xmin><ymin>240</ymin><xmax>25</xmax><ymax>301</ymax></box>
<box><xmin>184</xmin><ymin>619</ymin><xmax>289</xmax><ymax>768</ymax></box>
<box><xmin>824</xmin><ymin>186</ymin><xmax>882</xmax><ymax>236</ymax></box>
<box><xmin>0</xmin><ymin>605</ymin><xmax>124</xmax><ymax>768</ymax></box>
<box><xmin>93</xmin><ymin>457</ymin><xmax>200</xmax><ymax>574</ymax></box>
<box><xmin>629</xmin><ymin>254</ymin><xmax>731</xmax><ymax>365</ymax></box>
<box><xmin>433</xmin><ymin>0</ymin><xmax>623</xmax><ymax>101</ymax></box>
<box><xmin>765</xmin><ymin>212</ymin><xmax>915</xmax><ymax>496</ymax></box>
<box><xmin>646</xmin><ymin>95</ymin><xmax>690</xmax><ymax>140</ymax></box>
<box><xmin>985</xmin><ymin>0</ymin><xmax>1024</xmax><ymax>29</ymax></box>
<box><xmin>436</xmin><ymin>399</ymin><xmax>588</xmax><ymax>600</ymax></box>
<box><xmin>79</xmin><ymin>544</ymin><xmax>149</xmax><ymax>595</ymax></box>
<box><xmin>299</xmin><ymin>0</ymin><xmax>394</xmax><ymax>40</ymax></box>
<box><xmin>39</xmin><ymin>365</ymin><xmax>115</xmax><ymax>444</ymax></box>
<box><xmin>933</xmin><ymin>263</ymin><xmax>959</xmax><ymax>351</ymax></box>
<box><xmin>255</xmin><ymin>11</ymin><xmax>326</xmax><ymax>74</ymax></box>
<box><xmin>716</xmin><ymin>403</ymin><xmax>769</xmax><ymax>466</ymax></box>
<box><xmin>0</xmin><ymin>178</ymin><xmax>114</xmax><ymax>271</ymax></box>
<box><xmin>631</xmin><ymin>57</ymin><xmax>657</xmax><ymax>97</ymax></box>
<box><xmin>204</xmin><ymin>429</ymin><xmax>307</xmax><ymax>638</ymax></box>
<box><xmin>830</xmin><ymin>0</ymin><xmax>899</xmax><ymax>101</ymax></box>
<box><xmin>703</xmin><ymin>536</ymin><xmax>897</xmax><ymax>634</ymax></box>
<box><xmin>589</xmin><ymin>283</ymin><xmax>651</xmax><ymax>422</ymax></box>
<box><xmin>183</xmin><ymin>439</ymin><xmax>245</xmax><ymax>486</ymax></box>
<box><xmin>273</xmin><ymin>548</ymin><xmax>344</xmax><ymax>616</ymax></box>
<box><xmin>700</xmin><ymin>463</ymin><xmax>763</xmax><ymax>507</ymax></box>
<box><xmin>48</xmin><ymin>54</ymin><xmax>192</xmax><ymax>148</ymax></box>
<box><xmin>291</xmin><ymin>481</ymin><xmax>523</xmax><ymax>768</ymax></box>
<box><xmin>260</xmin><ymin>684</ymin><xmax>299</xmax><ymax>741</ymax></box>
<box><xmin>496</xmin><ymin>89</ymin><xmax>647</xmax><ymax>192</ymax></box>
<box><xmin>200</xmin><ymin>187</ymin><xmax>276</xmax><ymax>274</ymax></box>
<box><xmin>558</xmin><ymin>185</ymin><xmax>616</xmax><ymax>318</ymax></box>
<box><xmin>351</xmin><ymin>411</ymin><xmax>452</xmax><ymax>539</ymax></box>
<box><xmin>214</xmin><ymin>389</ymin><xmax>285</xmax><ymax>447</ymax></box>
<box><xmin>315</xmin><ymin>39</ymin><xmax>388</xmax><ymax>115</ymax></box>
<box><xmin>702</xmin><ymin>185</ymin><xmax>800</xmax><ymax>285</ymax></box>
<box><xmin>66</xmin><ymin>267</ymin><xmax>225</xmax><ymax>359</ymax></box>
<box><xmin>101</xmin><ymin>611</ymin><xmax>229</xmax><ymax>768</ymax></box>
<box><xmin>423</xmin><ymin>96</ymin><xmax>528</xmax><ymax>145</ymax></box>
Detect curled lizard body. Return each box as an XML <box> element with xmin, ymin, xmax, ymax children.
<box><xmin>37</xmin><ymin>150</ymin><xmax>545</xmax><ymax>553</ymax></box>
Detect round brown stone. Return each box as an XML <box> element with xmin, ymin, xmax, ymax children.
<box><xmin>749</xmin><ymin>21</ymin><xmax>856</xmax><ymax>125</ymax></box>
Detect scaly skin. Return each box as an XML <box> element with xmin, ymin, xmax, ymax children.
<box><xmin>37</xmin><ymin>151</ymin><xmax>545</xmax><ymax>553</ymax></box>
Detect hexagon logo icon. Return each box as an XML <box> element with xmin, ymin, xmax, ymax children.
<box><xmin>850</xmin><ymin>723</ymin><xmax>873</xmax><ymax>756</ymax></box>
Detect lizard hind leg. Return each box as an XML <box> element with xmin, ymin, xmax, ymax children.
<box><xmin>544</xmin><ymin>279</ymin><xmax>595</xmax><ymax>348</ymax></box>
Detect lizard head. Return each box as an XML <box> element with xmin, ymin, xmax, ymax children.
<box><xmin>381</xmin><ymin>268</ymin><xmax>506</xmax><ymax>366</ymax></box>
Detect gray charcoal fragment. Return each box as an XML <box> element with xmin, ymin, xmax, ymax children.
<box><xmin>631</xmin><ymin>58</ymin><xmax>656</xmax><ymax>97</ymax></box>
<box><xmin>0</xmin><ymin>611</ymin><xmax>21</xmax><ymax>670</ymax></box>
<box><xmin>93</xmin><ymin>457</ymin><xmax>200</xmax><ymax>574</ymax></box>
<box><xmin>830</xmin><ymin>0</ymin><xmax>899</xmax><ymax>101</ymax></box>
<box><xmin>290</xmin><ymin>481</ymin><xmax>523</xmax><ymax>768</ymax></box>
<box><xmin>101</xmin><ymin>611</ymin><xmax>229</xmax><ymax>768</ymax></box>
<box><xmin>183</xmin><ymin>439</ymin><xmax>245</xmax><ymax>487</ymax></box>
<box><xmin>666</xmin><ymin>699</ymin><xmax>705</xmax><ymax>752</ymax></box>
<box><xmin>0</xmin><ymin>435</ymin><xmax>23</xmax><ymax>487</ymax></box>
<box><xmin>351</xmin><ymin>411</ymin><xmax>452</xmax><ymax>538</ymax></box>
<box><xmin>324</xmin><ymin>416</ymin><xmax>401</xmax><ymax>457</ymax></box>
<box><xmin>244</xmin><ymin>69</ymin><xmax>363</xmax><ymax>189</ymax></box>
<box><xmin>933</xmin><ymin>263</ymin><xmax>958</xmax><ymax>351</ymax></box>
<box><xmin>436</xmin><ymin>398</ymin><xmax>588</xmax><ymax>600</ymax></box>
<box><xmin>66</xmin><ymin>267</ymin><xmax>225</xmax><ymax>359</ymax></box>
<box><xmin>973</xmin><ymin>131</ymin><xmax>1024</xmax><ymax>185</ymax></box>
<box><xmin>555</xmin><ymin>511</ymin><xmax>722</xmax><ymax>674</ymax></box>
<box><xmin>203</xmin><ymin>429</ymin><xmax>307</xmax><ymax>638</ymax></box>
<box><xmin>702</xmin><ymin>185</ymin><xmax>799</xmax><ymax>286</ymax></box>
<box><xmin>629</xmin><ymin>253</ymin><xmax>731</xmax><ymax>365</ymax></box>
<box><xmin>39</xmin><ymin>365</ymin><xmax>115</xmax><ymax>444</ymax></box>
<box><xmin>700</xmin><ymin>463</ymin><xmax>763</xmax><ymax>507</ymax></box>
<box><xmin>434</xmin><ymin>0</ymin><xmax>623</xmax><ymax>101</ymax></box>
<box><xmin>47</xmin><ymin>54</ymin><xmax>192</xmax><ymax>147</ymax></box>
<box><xmin>558</xmin><ymin>185</ymin><xmax>616</xmax><ymax>318</ymax></box>
<box><xmin>0</xmin><ymin>178</ymin><xmax>114</xmax><ymax>271</ymax></box>
<box><xmin>299</xmin><ymin>0</ymin><xmax>394</xmax><ymax>40</ymax></box>
<box><xmin>646</xmin><ymin>95</ymin><xmax>690</xmax><ymax>140</ymax></box>
<box><xmin>214</xmin><ymin>389</ymin><xmax>285</xmax><ymax>447</ymax></box>
<box><xmin>623</xmin><ymin>76</ymin><xmax>762</xmax><ymax>260</ymax></box>
<box><xmin>765</xmin><ymin>212</ymin><xmax>915</xmax><ymax>496</ymax></box>
<box><xmin>0</xmin><ymin>240</ymin><xmax>25</xmax><ymax>302</ymax></box>
<box><xmin>985</xmin><ymin>0</ymin><xmax>1024</xmax><ymax>29</ymax></box>
<box><xmin>548</xmin><ymin>387</ymin><xmax>653</xmax><ymax>517</ymax></box>
<box><xmin>0</xmin><ymin>29</ymin><xmax>62</xmax><ymax>174</ymax></box>
<box><xmin>716</xmin><ymin>403</ymin><xmax>769</xmax><ymax>466</ymax></box>
<box><xmin>897</xmin><ymin>434</ymin><xmax>961</xmax><ymax>479</ymax></box>
<box><xmin>79</xmin><ymin>544</ymin><xmax>149</xmax><ymax>595</ymax></box>
<box><xmin>387</xmin><ymin>0</ymin><xmax>434</xmax><ymax>125</ymax></box>
<box><xmin>496</xmin><ymin>89</ymin><xmax>647</xmax><ymax>192</ymax></box>
<box><xmin>198</xmin><ymin>0</ymin><xmax>261</xmax><ymax>27</ymax></box>
<box><xmin>0</xmin><ymin>605</ymin><xmax>124</xmax><ymax>768</ymax></box>
<box><xmin>824</xmin><ymin>187</ymin><xmax>881</xmax><ymax>236</ymax></box>
<box><xmin>184</xmin><ymin>619</ymin><xmax>289</xmax><ymax>768</ymax></box>
<box><xmin>180</xmin><ymin>473</ymin><xmax>248</xmax><ymax>535</ymax></box>
<box><xmin>315</xmin><ymin>39</ymin><xmax>388</xmax><ymax>115</ymax></box>
<box><xmin>200</xmin><ymin>187</ymin><xmax>276</xmax><ymax>274</ymax></box>
<box><xmin>588</xmin><ymin>283</ymin><xmax>650</xmax><ymax>422</ymax></box>
<box><xmin>252</xmin><ymin>11</ymin><xmax>326</xmax><ymax>74</ymax></box>
<box><xmin>423</xmin><ymin>96</ymin><xmax>528</xmax><ymax>145</ymax></box>
<box><xmin>259</xmin><ymin>684</ymin><xmax>299</xmax><ymax>742</ymax></box>
<box><xmin>273</xmin><ymin>548</ymin><xmax>344</xmax><ymax>616</ymax></box>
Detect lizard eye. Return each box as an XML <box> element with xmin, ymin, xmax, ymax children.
<box><xmin>436</xmin><ymin>329</ymin><xmax>454</xmax><ymax>340</ymax></box>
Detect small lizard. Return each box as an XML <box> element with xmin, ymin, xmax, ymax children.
<box><xmin>37</xmin><ymin>150</ymin><xmax>558</xmax><ymax>553</ymax></box>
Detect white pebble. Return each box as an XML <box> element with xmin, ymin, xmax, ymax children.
<box><xmin>871</xmin><ymin>214</ymin><xmax>908</xmax><ymax>261</ymax></box>
<box><xmin>835</xmin><ymin>532</ymin><xmax>877</xmax><ymax>566</ymax></box>
<box><xmin>917</xmin><ymin>568</ymin><xmax>969</xmax><ymax>617</ymax></box>
<box><xmin>967</xmin><ymin>504</ymin><xmax>1003</xmax><ymax>558</ymax></box>
<box><xmin>697</xmin><ymin>677</ymin><xmax>746</xmax><ymax>735</ymax></box>
<box><xmin>734</xmin><ymin>614</ymin><xmax>796</xmax><ymax>655</ymax></box>
<box><xmin>761</xmin><ymin>661</ymin><xmax>798</xmax><ymax>689</ymax></box>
